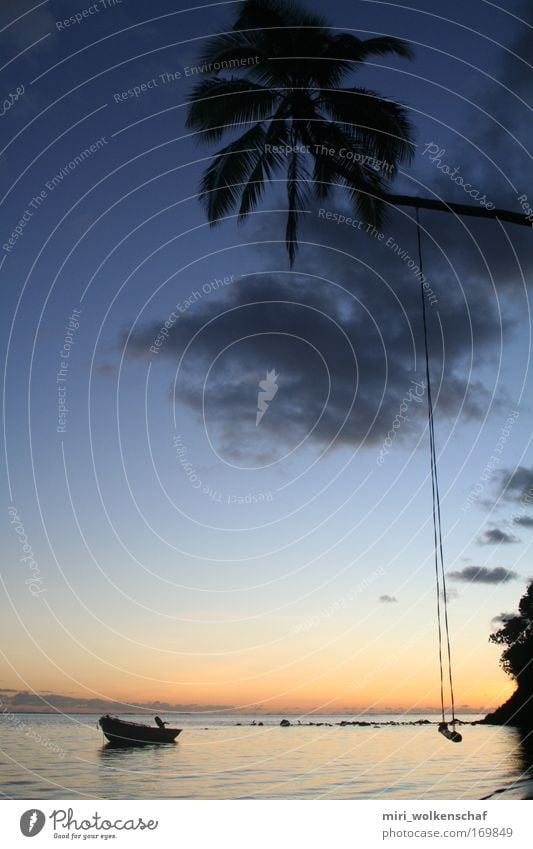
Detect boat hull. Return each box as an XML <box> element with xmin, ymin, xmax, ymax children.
<box><xmin>99</xmin><ymin>716</ymin><xmax>181</xmax><ymax>746</ymax></box>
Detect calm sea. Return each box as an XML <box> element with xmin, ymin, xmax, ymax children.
<box><xmin>1</xmin><ymin>713</ymin><xmax>531</xmax><ymax>799</ymax></box>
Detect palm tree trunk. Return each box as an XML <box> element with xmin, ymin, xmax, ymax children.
<box><xmin>381</xmin><ymin>193</ymin><xmax>531</xmax><ymax>228</ymax></box>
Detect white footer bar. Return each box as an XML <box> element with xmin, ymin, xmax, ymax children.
<box><xmin>2</xmin><ymin>799</ymin><xmax>531</xmax><ymax>848</ymax></box>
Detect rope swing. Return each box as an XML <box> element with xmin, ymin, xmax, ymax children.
<box><xmin>415</xmin><ymin>208</ymin><xmax>462</xmax><ymax>744</ymax></box>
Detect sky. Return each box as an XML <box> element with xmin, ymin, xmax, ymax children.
<box><xmin>1</xmin><ymin>0</ymin><xmax>533</xmax><ymax>716</ymax></box>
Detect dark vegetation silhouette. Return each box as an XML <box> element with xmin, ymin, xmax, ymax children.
<box><xmin>483</xmin><ymin>582</ymin><xmax>533</xmax><ymax>727</ymax></box>
<box><xmin>186</xmin><ymin>0</ymin><xmax>531</xmax><ymax>265</ymax></box>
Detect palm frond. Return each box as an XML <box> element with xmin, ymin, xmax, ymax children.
<box><xmin>319</xmin><ymin>86</ymin><xmax>415</xmax><ymax>166</ymax></box>
<box><xmin>300</xmin><ymin>118</ymin><xmax>389</xmax><ymax>224</ymax></box>
<box><xmin>343</xmin><ymin>173</ymin><xmax>387</xmax><ymax>228</ymax></box>
<box><xmin>314</xmin><ymin>34</ymin><xmax>412</xmax><ymax>87</ymax></box>
<box><xmin>336</xmin><ymin>159</ymin><xmax>387</xmax><ymax>227</ymax></box>
<box><xmin>296</xmin><ymin>119</ymin><xmax>340</xmax><ymax>200</ymax></box>
<box><xmin>228</xmin><ymin>0</ymin><xmax>332</xmax><ymax>87</ymax></box>
<box><xmin>197</xmin><ymin>30</ymin><xmax>269</xmax><ymax>69</ymax></box>
<box><xmin>310</xmin><ymin>153</ymin><xmax>338</xmax><ymax>200</ymax></box>
<box><xmin>198</xmin><ymin>30</ymin><xmax>264</xmax><ymax>59</ymax></box>
<box><xmin>328</xmin><ymin>34</ymin><xmax>412</xmax><ymax>63</ymax></box>
<box><xmin>238</xmin><ymin>119</ymin><xmax>289</xmax><ymax>219</ymax></box>
<box><xmin>186</xmin><ymin>78</ymin><xmax>279</xmax><ymax>142</ymax></box>
<box><xmin>199</xmin><ymin>123</ymin><xmax>269</xmax><ymax>222</ymax></box>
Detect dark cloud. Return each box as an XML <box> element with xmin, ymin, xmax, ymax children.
<box><xmin>447</xmin><ymin>566</ymin><xmax>519</xmax><ymax>584</ymax></box>
<box><xmin>446</xmin><ymin>0</ymin><xmax>532</xmax><ymax>189</ymax></box>
<box><xmin>514</xmin><ymin>516</ymin><xmax>533</xmax><ymax>528</ymax></box>
<box><xmin>470</xmin><ymin>1</ymin><xmax>533</xmax><ymax>205</ymax></box>
<box><xmin>3</xmin><ymin>691</ymin><xmax>234</xmax><ymax>714</ymax></box>
<box><xmin>124</xmin><ymin>232</ymin><xmax>511</xmax><ymax>460</ymax></box>
<box><xmin>472</xmin><ymin>469</ymin><xmax>533</xmax><ymax>528</ymax></box>
<box><xmin>478</xmin><ymin>528</ymin><xmax>520</xmax><ymax>545</ymax></box>
<box><xmin>498</xmin><ymin>466</ymin><xmax>533</xmax><ymax>502</ymax></box>
<box><xmin>404</xmin><ymin>0</ymin><xmax>533</xmax><ymax>300</ymax></box>
<box><xmin>379</xmin><ymin>594</ymin><xmax>398</xmax><ymax>603</ymax></box>
<box><xmin>491</xmin><ymin>613</ymin><xmax>515</xmax><ymax>626</ymax></box>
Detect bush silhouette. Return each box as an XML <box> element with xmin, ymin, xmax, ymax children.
<box><xmin>483</xmin><ymin>581</ymin><xmax>533</xmax><ymax>726</ymax></box>
<box><xmin>489</xmin><ymin>581</ymin><xmax>533</xmax><ymax>693</ymax></box>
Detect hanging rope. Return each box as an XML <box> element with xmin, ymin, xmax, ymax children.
<box><xmin>415</xmin><ymin>209</ymin><xmax>460</xmax><ymax>739</ymax></box>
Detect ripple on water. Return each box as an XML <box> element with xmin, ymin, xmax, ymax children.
<box><xmin>0</xmin><ymin>715</ymin><xmax>527</xmax><ymax>799</ymax></box>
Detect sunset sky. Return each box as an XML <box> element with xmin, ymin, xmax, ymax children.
<box><xmin>1</xmin><ymin>0</ymin><xmax>533</xmax><ymax>716</ymax></box>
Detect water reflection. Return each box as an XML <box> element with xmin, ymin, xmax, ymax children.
<box><xmin>2</xmin><ymin>714</ymin><xmax>529</xmax><ymax>799</ymax></box>
<box><xmin>513</xmin><ymin>727</ymin><xmax>533</xmax><ymax>779</ymax></box>
<box><xmin>481</xmin><ymin>727</ymin><xmax>533</xmax><ymax>799</ymax></box>
<box><xmin>99</xmin><ymin>741</ymin><xmax>178</xmax><ymax>758</ymax></box>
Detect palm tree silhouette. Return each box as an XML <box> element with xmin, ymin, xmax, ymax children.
<box><xmin>186</xmin><ymin>0</ymin><xmax>529</xmax><ymax>263</ymax></box>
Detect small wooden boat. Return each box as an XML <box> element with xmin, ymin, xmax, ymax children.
<box><xmin>98</xmin><ymin>714</ymin><xmax>181</xmax><ymax>746</ymax></box>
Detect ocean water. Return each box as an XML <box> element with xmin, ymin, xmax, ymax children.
<box><xmin>1</xmin><ymin>713</ymin><xmax>531</xmax><ymax>800</ymax></box>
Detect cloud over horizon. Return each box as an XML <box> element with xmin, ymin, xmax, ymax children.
<box><xmin>514</xmin><ymin>516</ymin><xmax>533</xmax><ymax>528</ymax></box>
<box><xmin>447</xmin><ymin>566</ymin><xmax>519</xmax><ymax>584</ymax></box>
<box><xmin>0</xmin><ymin>691</ymin><xmax>234</xmax><ymax>714</ymax></box>
<box><xmin>490</xmin><ymin>612</ymin><xmax>516</xmax><ymax>627</ymax></box>
<box><xmin>498</xmin><ymin>466</ymin><xmax>533</xmax><ymax>503</ymax></box>
<box><xmin>123</xmin><ymin>244</ymin><xmax>511</xmax><ymax>462</ymax></box>
<box><xmin>478</xmin><ymin>528</ymin><xmax>520</xmax><ymax>545</ymax></box>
